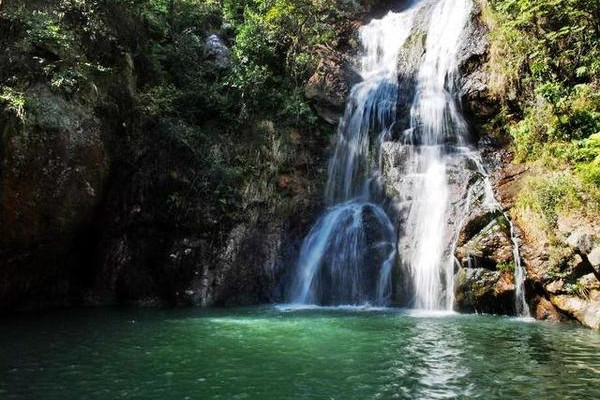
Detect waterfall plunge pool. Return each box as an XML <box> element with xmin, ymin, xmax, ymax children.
<box><xmin>2</xmin><ymin>306</ymin><xmax>600</xmax><ymax>399</ymax></box>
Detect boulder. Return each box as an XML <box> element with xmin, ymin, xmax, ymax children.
<box><xmin>455</xmin><ymin>218</ymin><xmax>514</xmax><ymax>270</ymax></box>
<box><xmin>589</xmin><ymin>248</ymin><xmax>600</xmax><ymax>268</ymax></box>
<box><xmin>566</xmin><ymin>231</ymin><xmax>595</xmax><ymax>255</ymax></box>
<box><xmin>551</xmin><ymin>292</ymin><xmax>600</xmax><ymax>330</ymax></box>
<box><xmin>204</xmin><ymin>34</ymin><xmax>231</xmax><ymax>69</ymax></box>
<box><xmin>454</xmin><ymin>268</ymin><xmax>516</xmax><ymax>314</ymax></box>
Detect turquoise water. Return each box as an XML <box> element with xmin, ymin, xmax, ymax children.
<box><xmin>1</xmin><ymin>306</ymin><xmax>600</xmax><ymax>399</ymax></box>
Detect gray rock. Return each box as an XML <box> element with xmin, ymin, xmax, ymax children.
<box><xmin>587</xmin><ymin>248</ymin><xmax>600</xmax><ymax>267</ymax></box>
<box><xmin>567</xmin><ymin>231</ymin><xmax>595</xmax><ymax>254</ymax></box>
<box><xmin>457</xmin><ymin>1</ymin><xmax>499</xmax><ymax>127</ymax></box>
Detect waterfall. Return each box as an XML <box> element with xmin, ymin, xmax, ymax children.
<box><xmin>290</xmin><ymin>0</ymin><xmax>529</xmax><ymax>314</ymax></box>
<box><xmin>289</xmin><ymin>7</ymin><xmax>422</xmax><ymax>305</ymax></box>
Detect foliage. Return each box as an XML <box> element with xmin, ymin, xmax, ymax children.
<box><xmin>1</xmin><ymin>0</ymin><xmax>353</xmax><ymax>230</ymax></box>
<box><xmin>225</xmin><ymin>0</ymin><xmax>360</xmax><ymax>123</ymax></box>
<box><xmin>0</xmin><ymin>87</ymin><xmax>27</xmax><ymax>121</ymax></box>
<box><xmin>2</xmin><ymin>0</ymin><xmax>112</xmax><ymax>96</ymax></box>
<box><xmin>484</xmin><ymin>0</ymin><xmax>600</xmax><ymax>222</ymax></box>
<box><xmin>566</xmin><ymin>280</ymin><xmax>590</xmax><ymax>298</ymax></box>
<box><xmin>515</xmin><ymin>170</ymin><xmax>599</xmax><ymax>227</ymax></box>
<box><xmin>485</xmin><ymin>0</ymin><xmax>599</xmax><ymax>142</ymax></box>
<box><xmin>497</xmin><ymin>261</ymin><xmax>515</xmax><ymax>273</ymax></box>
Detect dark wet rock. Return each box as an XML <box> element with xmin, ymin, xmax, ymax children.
<box><xmin>457</xmin><ymin>1</ymin><xmax>498</xmax><ymax>131</ymax></box>
<box><xmin>363</xmin><ymin>0</ymin><xmax>418</xmax><ymax>20</ymax></box>
<box><xmin>0</xmin><ymin>85</ymin><xmax>109</xmax><ymax>308</ymax></box>
<box><xmin>454</xmin><ymin>268</ymin><xmax>516</xmax><ymax>314</ymax></box>
<box><xmin>456</xmin><ymin>218</ymin><xmax>514</xmax><ymax>270</ymax></box>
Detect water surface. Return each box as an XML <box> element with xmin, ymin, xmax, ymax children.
<box><xmin>1</xmin><ymin>306</ymin><xmax>600</xmax><ymax>399</ymax></box>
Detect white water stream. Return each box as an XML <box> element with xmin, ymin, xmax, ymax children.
<box><xmin>399</xmin><ymin>0</ymin><xmax>472</xmax><ymax>310</ymax></box>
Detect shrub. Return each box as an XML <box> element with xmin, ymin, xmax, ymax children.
<box><xmin>0</xmin><ymin>87</ymin><xmax>27</xmax><ymax>121</ymax></box>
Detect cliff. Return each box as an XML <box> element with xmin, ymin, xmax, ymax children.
<box><xmin>1</xmin><ymin>0</ymin><xmax>598</xmax><ymax>331</ymax></box>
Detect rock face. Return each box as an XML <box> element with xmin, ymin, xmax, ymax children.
<box><xmin>457</xmin><ymin>1</ymin><xmax>497</xmax><ymax>128</ymax></box>
<box><xmin>305</xmin><ymin>49</ymin><xmax>361</xmax><ymax>124</ymax></box>
<box><xmin>455</xmin><ymin>2</ymin><xmax>600</xmax><ymax>329</ymax></box>
<box><xmin>0</xmin><ymin>86</ymin><xmax>109</xmax><ymax>308</ymax></box>
<box><xmin>0</xmin><ymin>2</ymin><xmax>329</xmax><ymax>311</ymax></box>
<box><xmin>492</xmin><ymin>156</ymin><xmax>600</xmax><ymax>329</ymax></box>
<box><xmin>455</xmin><ymin>268</ymin><xmax>515</xmax><ymax>314</ymax></box>
<box><xmin>453</xmin><ymin>215</ymin><xmax>517</xmax><ymax>314</ymax></box>
<box><xmin>375</xmin><ymin>0</ymin><xmax>518</xmax><ymax>309</ymax></box>
<box><xmin>84</xmin><ymin>115</ymin><xmax>327</xmax><ymax>308</ymax></box>
<box><xmin>456</xmin><ymin>219</ymin><xmax>514</xmax><ymax>269</ymax></box>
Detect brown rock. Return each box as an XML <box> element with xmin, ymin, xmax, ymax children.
<box><xmin>533</xmin><ymin>296</ymin><xmax>562</xmax><ymax>323</ymax></box>
<box><xmin>493</xmin><ymin>163</ymin><xmax>528</xmax><ymax>209</ymax></box>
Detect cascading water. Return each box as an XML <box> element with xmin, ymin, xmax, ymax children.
<box><xmin>397</xmin><ymin>0</ymin><xmax>473</xmax><ymax>310</ymax></box>
<box><xmin>291</xmin><ymin>0</ymin><xmax>530</xmax><ymax>314</ymax></box>
<box><xmin>289</xmin><ymin>7</ymin><xmax>422</xmax><ymax>305</ymax></box>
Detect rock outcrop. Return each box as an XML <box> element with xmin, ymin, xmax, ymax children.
<box><xmin>493</xmin><ymin>157</ymin><xmax>600</xmax><ymax>329</ymax></box>
<box><xmin>0</xmin><ymin>86</ymin><xmax>109</xmax><ymax>308</ymax></box>
<box><xmin>454</xmin><ymin>268</ymin><xmax>515</xmax><ymax>314</ymax></box>
<box><xmin>305</xmin><ymin>49</ymin><xmax>361</xmax><ymax>124</ymax></box>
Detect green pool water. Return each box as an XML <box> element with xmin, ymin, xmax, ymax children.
<box><xmin>1</xmin><ymin>306</ymin><xmax>600</xmax><ymax>399</ymax></box>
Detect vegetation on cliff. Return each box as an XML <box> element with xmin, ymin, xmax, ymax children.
<box><xmin>483</xmin><ymin>0</ymin><xmax>600</xmax><ymax>227</ymax></box>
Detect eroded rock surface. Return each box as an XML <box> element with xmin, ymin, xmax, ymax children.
<box><xmin>493</xmin><ymin>161</ymin><xmax>600</xmax><ymax>330</ymax></box>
